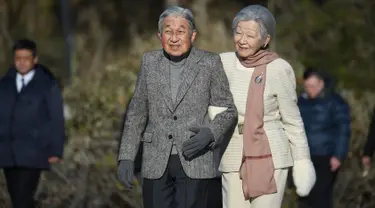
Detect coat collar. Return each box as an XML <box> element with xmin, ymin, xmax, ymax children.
<box><xmin>158</xmin><ymin>46</ymin><xmax>204</xmax><ymax>112</ymax></box>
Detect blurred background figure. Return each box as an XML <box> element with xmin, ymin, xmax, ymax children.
<box><xmin>362</xmin><ymin>109</ymin><xmax>375</xmax><ymax>170</ymax></box>
<box><xmin>297</xmin><ymin>68</ymin><xmax>351</xmax><ymax>208</ymax></box>
<box><xmin>0</xmin><ymin>39</ymin><xmax>65</xmax><ymax>208</ymax></box>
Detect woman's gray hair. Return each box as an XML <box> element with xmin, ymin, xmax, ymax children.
<box><xmin>232</xmin><ymin>5</ymin><xmax>276</xmax><ymax>42</ymax></box>
<box><xmin>158</xmin><ymin>6</ymin><xmax>196</xmax><ymax>35</ymax></box>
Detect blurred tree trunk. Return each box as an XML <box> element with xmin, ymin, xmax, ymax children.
<box><xmin>60</xmin><ymin>0</ymin><xmax>74</xmax><ymax>85</ymax></box>
<box><xmin>267</xmin><ymin>0</ymin><xmax>276</xmax><ymax>51</ymax></box>
<box><xmin>0</xmin><ymin>0</ymin><xmax>20</xmax><ymax>70</ymax></box>
<box><xmin>192</xmin><ymin>0</ymin><xmax>211</xmax><ymax>36</ymax></box>
<box><xmin>165</xmin><ymin>0</ymin><xmax>182</xmax><ymax>7</ymax></box>
<box><xmin>26</xmin><ymin>0</ymin><xmax>37</xmax><ymax>34</ymax></box>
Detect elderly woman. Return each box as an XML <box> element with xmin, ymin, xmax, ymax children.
<box><xmin>216</xmin><ymin>5</ymin><xmax>316</xmax><ymax>208</ymax></box>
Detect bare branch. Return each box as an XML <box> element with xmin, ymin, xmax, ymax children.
<box><xmin>0</xmin><ymin>2</ymin><xmax>14</xmax><ymax>48</ymax></box>
<box><xmin>51</xmin><ymin>166</ymin><xmax>71</xmax><ymax>184</ymax></box>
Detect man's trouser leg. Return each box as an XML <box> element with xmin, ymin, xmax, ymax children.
<box><xmin>208</xmin><ymin>177</ymin><xmax>222</xmax><ymax>208</ymax></box>
<box><xmin>4</xmin><ymin>167</ymin><xmax>41</xmax><ymax>208</ymax></box>
<box><xmin>142</xmin><ymin>155</ymin><xmax>210</xmax><ymax>208</ymax></box>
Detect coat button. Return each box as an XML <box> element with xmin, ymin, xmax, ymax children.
<box><xmin>173</xmin><ymin>116</ymin><xmax>177</xmax><ymax>120</ymax></box>
<box><xmin>168</xmin><ymin>135</ymin><xmax>173</xmax><ymax>139</ymax></box>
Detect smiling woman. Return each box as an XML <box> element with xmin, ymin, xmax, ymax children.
<box><xmin>234</xmin><ymin>20</ymin><xmax>268</xmax><ymax>57</ymax></box>
<box><xmin>232</xmin><ymin>9</ymin><xmax>273</xmax><ymax>58</ymax></box>
<box><xmin>218</xmin><ymin>5</ymin><xmax>316</xmax><ymax>208</ymax></box>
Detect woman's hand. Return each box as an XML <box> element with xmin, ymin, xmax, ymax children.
<box><xmin>292</xmin><ymin>159</ymin><xmax>316</xmax><ymax>197</ymax></box>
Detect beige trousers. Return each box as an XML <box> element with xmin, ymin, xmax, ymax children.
<box><xmin>222</xmin><ymin>168</ymin><xmax>288</xmax><ymax>208</ymax></box>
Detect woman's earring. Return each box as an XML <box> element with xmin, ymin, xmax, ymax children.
<box><xmin>263</xmin><ymin>43</ymin><xmax>268</xmax><ymax>48</ymax></box>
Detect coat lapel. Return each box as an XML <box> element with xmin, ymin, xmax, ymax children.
<box><xmin>3</xmin><ymin>69</ymin><xmax>18</xmax><ymax>102</ymax></box>
<box><xmin>157</xmin><ymin>53</ymin><xmax>174</xmax><ymax>112</ymax></box>
<box><xmin>7</xmin><ymin>68</ymin><xmax>18</xmax><ymax>95</ymax></box>
<box><xmin>173</xmin><ymin>47</ymin><xmax>202</xmax><ymax>110</ymax></box>
<box><xmin>18</xmin><ymin>69</ymin><xmax>39</xmax><ymax>95</ymax></box>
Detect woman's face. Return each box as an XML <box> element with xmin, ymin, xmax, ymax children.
<box><xmin>234</xmin><ymin>20</ymin><xmax>269</xmax><ymax>58</ymax></box>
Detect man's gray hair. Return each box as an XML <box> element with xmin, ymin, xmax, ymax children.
<box><xmin>232</xmin><ymin>5</ymin><xmax>276</xmax><ymax>42</ymax></box>
<box><xmin>158</xmin><ymin>6</ymin><xmax>196</xmax><ymax>34</ymax></box>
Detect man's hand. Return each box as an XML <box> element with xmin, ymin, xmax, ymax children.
<box><xmin>48</xmin><ymin>156</ymin><xmax>61</xmax><ymax>164</ymax></box>
<box><xmin>182</xmin><ymin>127</ymin><xmax>214</xmax><ymax>160</ymax></box>
<box><xmin>117</xmin><ymin>160</ymin><xmax>134</xmax><ymax>189</ymax></box>
<box><xmin>330</xmin><ymin>157</ymin><xmax>341</xmax><ymax>172</ymax></box>
<box><xmin>362</xmin><ymin>156</ymin><xmax>371</xmax><ymax>168</ymax></box>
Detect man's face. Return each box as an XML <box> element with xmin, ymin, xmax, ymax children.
<box><xmin>158</xmin><ymin>16</ymin><xmax>196</xmax><ymax>57</ymax></box>
<box><xmin>303</xmin><ymin>75</ymin><xmax>325</xmax><ymax>99</ymax></box>
<box><xmin>14</xmin><ymin>49</ymin><xmax>38</xmax><ymax>75</ymax></box>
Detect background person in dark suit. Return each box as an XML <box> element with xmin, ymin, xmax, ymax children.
<box><xmin>0</xmin><ymin>38</ymin><xmax>65</xmax><ymax>208</ymax></box>
<box><xmin>297</xmin><ymin>68</ymin><xmax>351</xmax><ymax>208</ymax></box>
<box><xmin>362</xmin><ymin>109</ymin><xmax>375</xmax><ymax>169</ymax></box>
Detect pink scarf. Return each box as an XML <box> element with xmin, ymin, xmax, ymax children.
<box><xmin>238</xmin><ymin>49</ymin><xmax>279</xmax><ymax>199</ymax></box>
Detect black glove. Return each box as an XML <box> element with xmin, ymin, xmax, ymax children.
<box><xmin>117</xmin><ymin>160</ymin><xmax>134</xmax><ymax>189</ymax></box>
<box><xmin>182</xmin><ymin>126</ymin><xmax>214</xmax><ymax>159</ymax></box>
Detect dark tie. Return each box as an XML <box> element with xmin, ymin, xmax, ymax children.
<box><xmin>20</xmin><ymin>78</ymin><xmax>26</xmax><ymax>92</ymax></box>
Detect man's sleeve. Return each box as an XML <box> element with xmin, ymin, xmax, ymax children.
<box><xmin>46</xmin><ymin>81</ymin><xmax>65</xmax><ymax>158</ymax></box>
<box><xmin>118</xmin><ymin>54</ymin><xmax>149</xmax><ymax>161</ymax></box>
<box><xmin>274</xmin><ymin>62</ymin><xmax>310</xmax><ymax>161</ymax></box>
<box><xmin>206</xmin><ymin>54</ymin><xmax>238</xmax><ymax>147</ymax></box>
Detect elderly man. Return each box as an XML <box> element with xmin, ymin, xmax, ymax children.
<box><xmin>117</xmin><ymin>6</ymin><xmax>237</xmax><ymax>208</ymax></box>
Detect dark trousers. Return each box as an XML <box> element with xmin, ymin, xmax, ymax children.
<box><xmin>3</xmin><ymin>167</ymin><xmax>41</xmax><ymax>208</ymax></box>
<box><xmin>298</xmin><ymin>156</ymin><xmax>338</xmax><ymax>208</ymax></box>
<box><xmin>142</xmin><ymin>155</ymin><xmax>211</xmax><ymax>208</ymax></box>
<box><xmin>208</xmin><ymin>177</ymin><xmax>222</xmax><ymax>208</ymax></box>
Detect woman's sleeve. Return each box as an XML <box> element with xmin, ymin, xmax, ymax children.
<box><xmin>274</xmin><ymin>60</ymin><xmax>311</xmax><ymax>161</ymax></box>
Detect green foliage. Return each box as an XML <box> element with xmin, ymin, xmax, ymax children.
<box><xmin>275</xmin><ymin>0</ymin><xmax>375</xmax><ymax>91</ymax></box>
<box><xmin>63</xmin><ymin>63</ymin><xmax>137</xmax><ymax>139</ymax></box>
<box><xmin>96</xmin><ymin>152</ymin><xmax>118</xmax><ymax>168</ymax></box>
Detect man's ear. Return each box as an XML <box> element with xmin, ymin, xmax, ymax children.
<box><xmin>158</xmin><ymin>32</ymin><xmax>162</xmax><ymax>40</ymax></box>
<box><xmin>191</xmin><ymin>31</ymin><xmax>197</xmax><ymax>43</ymax></box>
<box><xmin>33</xmin><ymin>56</ymin><xmax>39</xmax><ymax>64</ymax></box>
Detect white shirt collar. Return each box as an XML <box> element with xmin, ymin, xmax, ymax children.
<box><xmin>16</xmin><ymin>69</ymin><xmax>35</xmax><ymax>92</ymax></box>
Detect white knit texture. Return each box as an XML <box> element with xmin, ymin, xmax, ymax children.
<box><xmin>208</xmin><ymin>106</ymin><xmax>228</xmax><ymax>120</ymax></box>
<box><xmin>293</xmin><ymin>159</ymin><xmax>316</xmax><ymax>197</ymax></box>
<box><xmin>218</xmin><ymin>52</ymin><xmax>311</xmax><ymax>172</ymax></box>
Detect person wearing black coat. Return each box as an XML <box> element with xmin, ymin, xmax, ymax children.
<box><xmin>0</xmin><ymin>39</ymin><xmax>65</xmax><ymax>208</ymax></box>
<box><xmin>362</xmin><ymin>109</ymin><xmax>375</xmax><ymax>168</ymax></box>
<box><xmin>297</xmin><ymin>68</ymin><xmax>351</xmax><ymax>208</ymax></box>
